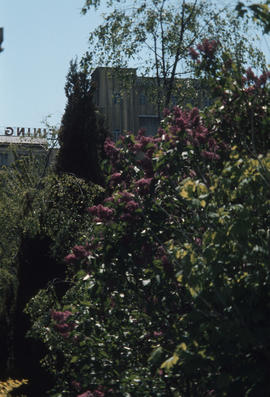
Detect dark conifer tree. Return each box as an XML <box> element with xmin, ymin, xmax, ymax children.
<box><xmin>56</xmin><ymin>59</ymin><xmax>109</xmax><ymax>185</ymax></box>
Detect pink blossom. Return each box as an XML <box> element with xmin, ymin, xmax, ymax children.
<box><xmin>109</xmin><ymin>172</ymin><xmax>122</xmax><ymax>182</ymax></box>
<box><xmin>64</xmin><ymin>253</ymin><xmax>77</xmax><ymax>263</ymax></box>
<box><xmin>259</xmin><ymin>70</ymin><xmax>270</xmax><ymax>85</ymax></box>
<box><xmin>125</xmin><ymin>200</ymin><xmax>139</xmax><ymax>212</ymax></box>
<box><xmin>87</xmin><ymin>204</ymin><xmax>115</xmax><ymax>221</ymax></box>
<box><xmin>51</xmin><ymin>310</ymin><xmax>74</xmax><ymax>337</ymax></box>
<box><xmin>163</xmin><ymin>108</ymin><xmax>170</xmax><ymax>117</ymax></box>
<box><xmin>93</xmin><ymin>391</ymin><xmax>105</xmax><ymax>397</ymax></box>
<box><xmin>244</xmin><ymin>86</ymin><xmax>256</xmax><ymax>94</ymax></box>
<box><xmin>133</xmin><ymin>142</ymin><xmax>143</xmax><ymax>151</ymax></box>
<box><xmin>137</xmin><ymin>128</ymin><xmax>146</xmax><ymax>136</ymax></box>
<box><xmin>118</xmin><ymin>191</ymin><xmax>134</xmax><ymax>202</ymax></box>
<box><xmin>71</xmin><ymin>381</ymin><xmax>81</xmax><ymax>391</ymax></box>
<box><xmin>189</xmin><ymin>169</ymin><xmax>197</xmax><ymax>178</ymax></box>
<box><xmin>201</xmin><ymin>150</ymin><xmax>220</xmax><ymax>160</ymax></box>
<box><xmin>103</xmin><ymin>196</ymin><xmax>114</xmax><ymax>203</ymax></box>
<box><xmin>190</xmin><ymin>107</ymin><xmax>200</xmax><ymax>124</ymax></box>
<box><xmin>120</xmin><ymin>213</ymin><xmax>133</xmax><ymax>221</ymax></box>
<box><xmin>104</xmin><ymin>138</ymin><xmax>119</xmax><ymax>158</ymax></box>
<box><xmin>54</xmin><ymin>322</ymin><xmax>70</xmax><ymax>332</ymax></box>
<box><xmin>197</xmin><ymin>39</ymin><xmax>219</xmax><ymax>58</ymax></box>
<box><xmin>72</xmin><ymin>245</ymin><xmax>89</xmax><ymax>259</ymax></box>
<box><xmin>161</xmin><ymin>255</ymin><xmax>174</xmax><ymax>274</ymax></box>
<box><xmin>51</xmin><ymin>310</ymin><xmax>72</xmax><ymax>323</ymax></box>
<box><xmin>246</xmin><ymin>67</ymin><xmax>256</xmax><ymax>81</ymax></box>
<box><xmin>189</xmin><ymin>47</ymin><xmax>199</xmax><ymax>60</ymax></box>
<box><xmin>139</xmin><ymin>155</ymin><xmax>153</xmax><ymax>175</ymax></box>
<box><xmin>194</xmin><ymin>237</ymin><xmax>202</xmax><ymax>246</ymax></box>
<box><xmin>78</xmin><ymin>392</ymin><xmax>94</xmax><ymax>397</ymax></box>
<box><xmin>135</xmin><ymin>178</ymin><xmax>152</xmax><ymax>187</ymax></box>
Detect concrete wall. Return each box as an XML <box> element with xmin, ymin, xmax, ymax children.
<box><xmin>91</xmin><ymin>67</ymin><xmax>212</xmax><ymax>140</ymax></box>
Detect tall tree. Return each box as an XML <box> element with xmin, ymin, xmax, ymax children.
<box><xmin>82</xmin><ymin>0</ymin><xmax>265</xmax><ymax>116</ymax></box>
<box><xmin>56</xmin><ymin>59</ymin><xmax>109</xmax><ymax>185</ymax></box>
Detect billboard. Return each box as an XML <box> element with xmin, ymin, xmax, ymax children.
<box><xmin>0</xmin><ymin>126</ymin><xmax>50</xmax><ymax>138</ymax></box>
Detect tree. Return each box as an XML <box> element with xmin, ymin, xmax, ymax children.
<box><xmin>56</xmin><ymin>59</ymin><xmax>109</xmax><ymax>185</ymax></box>
<box><xmin>236</xmin><ymin>1</ymin><xmax>270</xmax><ymax>33</ymax></box>
<box><xmin>81</xmin><ymin>0</ymin><xmax>265</xmax><ymax>117</ymax></box>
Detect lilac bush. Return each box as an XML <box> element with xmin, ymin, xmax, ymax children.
<box><xmin>26</xmin><ymin>42</ymin><xmax>270</xmax><ymax>396</ymax></box>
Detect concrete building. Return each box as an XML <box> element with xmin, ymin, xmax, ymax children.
<box><xmin>0</xmin><ymin>129</ymin><xmax>56</xmax><ymax>168</ymax></box>
<box><xmin>92</xmin><ymin>67</ymin><xmax>159</xmax><ymax>140</ymax></box>
<box><xmin>91</xmin><ymin>67</ymin><xmax>211</xmax><ymax>140</ymax></box>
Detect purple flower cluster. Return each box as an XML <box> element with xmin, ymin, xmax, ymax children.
<box><xmin>109</xmin><ymin>172</ymin><xmax>122</xmax><ymax>186</ymax></box>
<box><xmin>118</xmin><ymin>191</ymin><xmax>134</xmax><ymax>202</ymax></box>
<box><xmin>188</xmin><ymin>39</ymin><xmax>219</xmax><ymax>64</ymax></box>
<box><xmin>77</xmin><ymin>388</ymin><xmax>105</xmax><ymax>397</ymax></box>
<box><xmin>51</xmin><ymin>310</ymin><xmax>74</xmax><ymax>338</ymax></box>
<box><xmin>201</xmin><ymin>150</ymin><xmax>220</xmax><ymax>160</ymax></box>
<box><xmin>88</xmin><ymin>204</ymin><xmax>115</xmax><ymax>222</ymax></box>
<box><xmin>125</xmin><ymin>200</ymin><xmax>139</xmax><ymax>212</ymax></box>
<box><xmin>64</xmin><ymin>245</ymin><xmax>91</xmax><ymax>264</ymax></box>
<box><xmin>112</xmin><ymin>191</ymin><xmax>140</xmax><ymax>221</ymax></box>
<box><xmin>138</xmin><ymin>155</ymin><xmax>154</xmax><ymax>178</ymax></box>
<box><xmin>197</xmin><ymin>39</ymin><xmax>219</xmax><ymax>58</ymax></box>
<box><xmin>120</xmin><ymin>199</ymin><xmax>140</xmax><ymax>221</ymax></box>
<box><xmin>130</xmin><ymin>129</ymin><xmax>160</xmax><ymax>157</ymax></box>
<box><xmin>244</xmin><ymin>68</ymin><xmax>270</xmax><ymax>88</ymax></box>
<box><xmin>78</xmin><ymin>392</ymin><xmax>93</xmax><ymax>397</ymax></box>
<box><xmin>161</xmin><ymin>106</ymin><xmax>221</xmax><ymax>161</ymax></box>
<box><xmin>104</xmin><ymin>138</ymin><xmax>119</xmax><ymax>160</ymax></box>
<box><xmin>134</xmin><ymin>177</ymin><xmax>153</xmax><ymax>194</ymax></box>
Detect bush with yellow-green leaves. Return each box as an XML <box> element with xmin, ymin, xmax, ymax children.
<box><xmin>0</xmin><ymin>378</ymin><xmax>28</xmax><ymax>397</ymax></box>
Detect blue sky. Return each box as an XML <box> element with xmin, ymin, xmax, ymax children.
<box><xmin>0</xmin><ymin>0</ymin><xmax>101</xmax><ymax>129</ymax></box>
<box><xmin>0</xmin><ymin>0</ymin><xmax>269</xmax><ymax>131</ymax></box>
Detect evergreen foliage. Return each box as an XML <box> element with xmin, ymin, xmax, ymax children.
<box><xmin>56</xmin><ymin>60</ymin><xmax>109</xmax><ymax>185</ymax></box>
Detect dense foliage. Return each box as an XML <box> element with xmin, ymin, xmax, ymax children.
<box><xmin>56</xmin><ymin>59</ymin><xmax>109</xmax><ymax>185</ymax></box>
<box><xmin>0</xmin><ymin>148</ymin><xmax>103</xmax><ymax>393</ymax></box>
<box><xmin>237</xmin><ymin>1</ymin><xmax>270</xmax><ymax>33</ymax></box>
<box><xmin>25</xmin><ymin>41</ymin><xmax>270</xmax><ymax>397</ymax></box>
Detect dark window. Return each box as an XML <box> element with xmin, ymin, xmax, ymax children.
<box><xmin>113</xmin><ymin>92</ymin><xmax>121</xmax><ymax>104</ymax></box>
<box><xmin>171</xmin><ymin>96</ymin><xmax>177</xmax><ymax>106</ymax></box>
<box><xmin>112</xmin><ymin>129</ymin><xmax>121</xmax><ymax>142</ymax></box>
<box><xmin>0</xmin><ymin>152</ymin><xmax>8</xmax><ymax>167</ymax></box>
<box><xmin>139</xmin><ymin>116</ymin><xmax>159</xmax><ymax>136</ymax></box>
<box><xmin>139</xmin><ymin>94</ymin><xmax>146</xmax><ymax>105</ymax></box>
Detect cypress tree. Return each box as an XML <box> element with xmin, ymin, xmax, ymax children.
<box><xmin>56</xmin><ymin>59</ymin><xmax>109</xmax><ymax>185</ymax></box>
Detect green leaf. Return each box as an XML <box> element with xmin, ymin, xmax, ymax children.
<box><xmin>161</xmin><ymin>353</ymin><xmax>179</xmax><ymax>369</ymax></box>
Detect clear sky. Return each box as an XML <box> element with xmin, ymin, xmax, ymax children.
<box><xmin>0</xmin><ymin>0</ymin><xmax>100</xmax><ymax>130</ymax></box>
<box><xmin>0</xmin><ymin>0</ymin><xmax>269</xmax><ymax>132</ymax></box>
